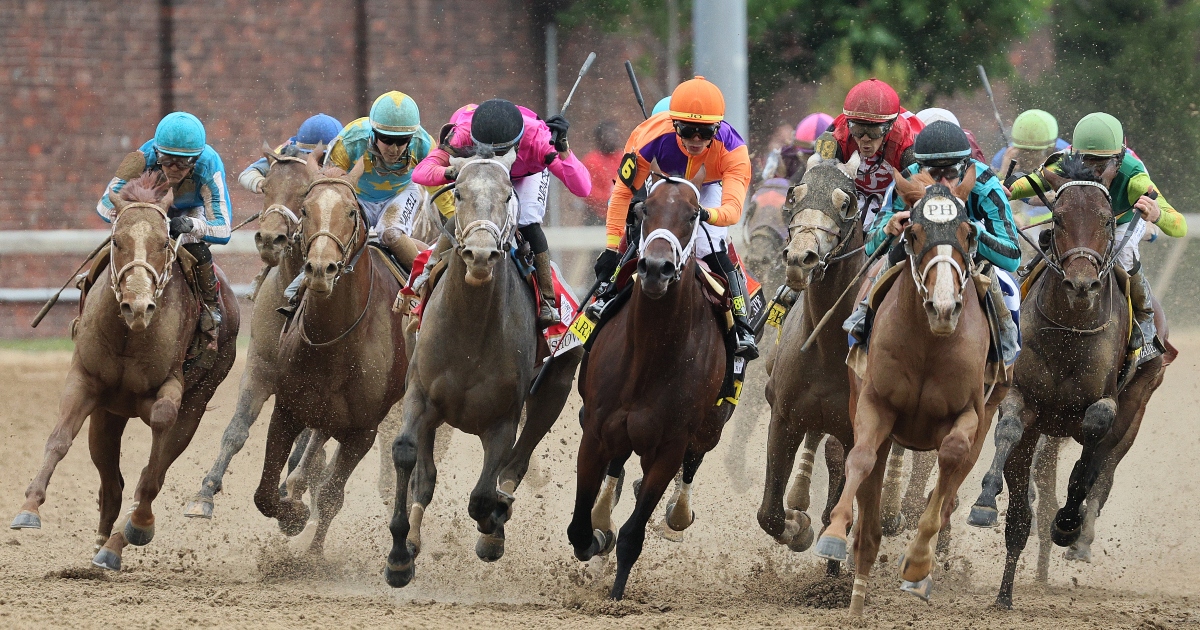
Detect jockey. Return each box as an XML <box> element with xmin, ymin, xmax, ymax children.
<box><xmin>763</xmin><ymin>112</ymin><xmax>833</xmax><ymax>182</ymax></box>
<box><xmin>814</xmin><ymin>78</ymin><xmax>924</xmax><ymax>228</ymax></box>
<box><xmin>412</xmin><ymin>98</ymin><xmax>592</xmax><ymax>328</ymax></box>
<box><xmin>596</xmin><ymin>76</ymin><xmax>758</xmax><ymax>359</ymax></box>
<box><xmin>849</xmin><ymin>121</ymin><xmax>1023</xmax><ymax>363</ymax></box>
<box><xmin>238</xmin><ymin>113</ymin><xmax>343</xmax><ymax>193</ymax></box>
<box><xmin>1008</xmin><ymin>112</ymin><xmax>1186</xmax><ymax>362</ymax></box>
<box><xmin>98</xmin><ymin>111</ymin><xmax>231</xmax><ymax>347</ymax></box>
<box><xmin>990</xmin><ymin>109</ymin><xmax>1070</xmax><ymax>175</ymax></box>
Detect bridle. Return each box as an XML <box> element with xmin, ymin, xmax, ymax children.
<box><xmin>259</xmin><ymin>155</ymin><xmax>309</xmax><ymax>250</ymax></box>
<box><xmin>904</xmin><ymin>193</ymin><xmax>977</xmax><ymax>305</ymax></box>
<box><xmin>426</xmin><ymin>158</ymin><xmax>518</xmax><ymax>250</ymax></box>
<box><xmin>300</xmin><ymin>177</ymin><xmax>368</xmax><ymax>289</ymax></box>
<box><xmin>637</xmin><ymin>174</ymin><xmax>703</xmax><ymax>283</ymax></box>
<box><xmin>109</xmin><ymin>202</ymin><xmax>181</xmax><ymax>302</ymax></box>
<box><xmin>784</xmin><ymin>180</ymin><xmax>864</xmax><ymax>281</ymax></box>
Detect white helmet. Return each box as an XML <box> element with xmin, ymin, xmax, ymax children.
<box><xmin>916</xmin><ymin>107</ymin><xmax>960</xmax><ymax>128</ymax></box>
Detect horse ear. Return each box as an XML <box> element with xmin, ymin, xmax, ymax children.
<box><xmin>805</xmin><ymin>152</ymin><xmax>822</xmax><ymax>171</ymax></box>
<box><xmin>263</xmin><ymin>141</ymin><xmax>279</xmax><ymax>165</ymax></box>
<box><xmin>953</xmin><ymin>163</ymin><xmax>977</xmax><ymax>201</ymax></box>
<box><xmin>689</xmin><ymin>164</ymin><xmax>707</xmax><ymax>191</ymax></box>
<box><xmin>1038</xmin><ymin>166</ymin><xmax>1066</xmax><ymax>192</ymax></box>
<box><xmin>1100</xmin><ymin>160</ymin><xmax>1119</xmax><ymax>189</ymax></box>
<box><xmin>497</xmin><ymin>148</ymin><xmax>519</xmax><ymax>171</ymax></box>
<box><xmin>839</xmin><ymin>152</ymin><xmax>861</xmax><ymax>178</ymax></box>
<box><xmin>893</xmin><ymin>172</ymin><xmax>924</xmax><ymax>207</ymax></box>
<box><xmin>108</xmin><ymin>189</ymin><xmax>127</xmax><ymax>214</ymax></box>
<box><xmin>158</xmin><ymin>187</ymin><xmax>174</xmax><ymax>212</ymax></box>
<box><xmin>648</xmin><ymin>157</ymin><xmax>663</xmax><ymax>177</ymax></box>
<box><xmin>344</xmin><ymin>157</ymin><xmax>366</xmax><ymax>188</ymax></box>
<box><xmin>306</xmin><ymin>142</ymin><xmax>324</xmax><ymax>175</ymax></box>
<box><xmin>787</xmin><ymin>183</ymin><xmax>808</xmax><ymax>207</ymax></box>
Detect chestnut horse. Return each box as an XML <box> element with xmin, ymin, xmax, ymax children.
<box><xmin>757</xmin><ymin>155</ymin><xmax>861</xmax><ymax>562</ymax></box>
<box><xmin>251</xmin><ymin>156</ymin><xmax>407</xmax><ymax>554</ymax></box>
<box><xmin>965</xmin><ymin>156</ymin><xmax>1166</xmax><ymax>608</ymax></box>
<box><xmin>10</xmin><ymin>173</ymin><xmax>239</xmax><ymax>570</ymax></box>
<box><xmin>813</xmin><ymin>172</ymin><xmax>1005</xmax><ymax>616</ymax></box>
<box><xmin>567</xmin><ymin>167</ymin><xmax>734</xmax><ymax>600</ymax></box>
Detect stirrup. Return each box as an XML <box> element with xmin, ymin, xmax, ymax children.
<box><xmin>735</xmin><ymin>330</ymin><xmax>760</xmax><ymax>360</ymax></box>
<box><xmin>276</xmin><ymin>304</ymin><xmax>297</xmax><ymax>320</ymax></box>
<box><xmin>537</xmin><ymin>300</ymin><xmax>560</xmax><ymax>328</ymax></box>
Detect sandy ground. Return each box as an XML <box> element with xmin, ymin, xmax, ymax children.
<box><xmin>1</xmin><ymin>332</ymin><xmax>1199</xmax><ymax>629</ymax></box>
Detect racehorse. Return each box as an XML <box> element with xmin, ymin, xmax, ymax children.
<box><xmin>757</xmin><ymin>155</ymin><xmax>861</xmax><ymax>565</ymax></box>
<box><xmin>567</xmin><ymin>166</ymin><xmax>735</xmax><ymax>600</ymax></box>
<box><xmin>741</xmin><ymin>177</ymin><xmax>792</xmax><ymax>298</ymax></box>
<box><xmin>813</xmin><ymin>170</ymin><xmax>1004</xmax><ymax>616</ymax></box>
<box><xmin>186</xmin><ymin>143</ymin><xmax>318</xmax><ymax>519</ymax></box>
<box><xmin>10</xmin><ymin>172</ymin><xmax>239</xmax><ymax>570</ymax></box>
<box><xmin>384</xmin><ymin>150</ymin><xmax>582</xmax><ymax>587</ymax></box>
<box><xmin>964</xmin><ymin>156</ymin><xmax>1166</xmax><ymax>608</ymax></box>
<box><xmin>251</xmin><ymin>155</ymin><xmax>407</xmax><ymax>554</ymax></box>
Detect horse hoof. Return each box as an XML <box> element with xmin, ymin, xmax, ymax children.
<box><xmin>900</xmin><ymin>575</ymin><xmax>934</xmax><ymax>601</ymax></box>
<box><xmin>476</xmin><ymin>532</ymin><xmax>505</xmax><ymax>562</ymax></box>
<box><xmin>812</xmin><ymin>535</ymin><xmax>847</xmax><ymax>562</ymax></box>
<box><xmin>898</xmin><ymin>553</ymin><xmax>931</xmax><ymax>583</ymax></box>
<box><xmin>123</xmin><ymin>520</ymin><xmax>155</xmax><ymax>547</ymax></box>
<box><xmin>278</xmin><ymin>516</ymin><xmax>307</xmax><ymax>537</ymax></box>
<box><xmin>183</xmin><ymin>497</ymin><xmax>214</xmax><ymax>519</ymax></box>
<box><xmin>597</xmin><ymin>529</ymin><xmax>616</xmax><ymax>556</ymax></box>
<box><xmin>882</xmin><ymin>512</ymin><xmax>906</xmax><ymax>537</ymax></box>
<box><xmin>384</xmin><ymin>559</ymin><xmax>414</xmax><ymax>588</ymax></box>
<box><xmin>967</xmin><ymin>504</ymin><xmax>999</xmax><ymax>528</ymax></box>
<box><xmin>406</xmin><ymin>539</ymin><xmax>420</xmax><ymax>560</ymax></box>
<box><xmin>1051</xmin><ymin>518</ymin><xmax>1081</xmax><ymax>548</ymax></box>
<box><xmin>92</xmin><ymin>547</ymin><xmax>122</xmax><ymax>571</ymax></box>
<box><xmin>993</xmin><ymin>594</ymin><xmax>1013</xmax><ymax>610</ymax></box>
<box><xmin>787</xmin><ymin>523</ymin><xmax>816</xmax><ymax>553</ymax></box>
<box><xmin>663</xmin><ymin>501</ymin><xmax>696</xmax><ymax>533</ymax></box>
<box><xmin>1064</xmin><ymin>544</ymin><xmax>1092</xmax><ymax>563</ymax></box>
<box><xmin>10</xmin><ymin>511</ymin><xmax>41</xmax><ymax>530</ymax></box>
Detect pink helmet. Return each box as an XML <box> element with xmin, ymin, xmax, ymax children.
<box><xmin>795</xmin><ymin>112</ymin><xmax>834</xmax><ymax>150</ymax></box>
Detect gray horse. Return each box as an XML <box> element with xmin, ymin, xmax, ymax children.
<box><xmin>385</xmin><ymin>151</ymin><xmax>582</xmax><ymax>587</ymax></box>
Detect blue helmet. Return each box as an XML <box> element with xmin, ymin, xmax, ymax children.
<box><xmin>296</xmin><ymin>113</ymin><xmax>343</xmax><ymax>151</ymax></box>
<box><xmin>651</xmin><ymin>96</ymin><xmax>671</xmax><ymax>116</ymax></box>
<box><xmin>154</xmin><ymin>112</ymin><xmax>206</xmax><ymax>157</ymax></box>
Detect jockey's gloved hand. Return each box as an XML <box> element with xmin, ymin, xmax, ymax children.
<box><xmin>594</xmin><ymin>249</ymin><xmax>620</xmax><ymax>282</ymax></box>
<box><xmin>546</xmin><ymin>114</ymin><xmax>570</xmax><ymax>153</ymax></box>
<box><xmin>169</xmin><ymin>217</ymin><xmax>194</xmax><ymax>239</ymax></box>
<box><xmin>699</xmin><ymin>208</ymin><xmax>712</xmax><ymax>223</ymax></box>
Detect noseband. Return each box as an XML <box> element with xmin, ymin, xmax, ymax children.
<box><xmin>426</xmin><ymin>158</ymin><xmax>518</xmax><ymax>250</ymax></box>
<box><xmin>1046</xmin><ymin>179</ymin><xmax>1119</xmax><ymax>276</ymax></box>
<box><xmin>109</xmin><ymin>202</ymin><xmax>181</xmax><ymax>302</ymax></box>
<box><xmin>905</xmin><ymin>192</ymin><xmax>976</xmax><ymax>304</ymax></box>
<box><xmin>637</xmin><ymin>175</ymin><xmax>703</xmax><ymax>283</ymax></box>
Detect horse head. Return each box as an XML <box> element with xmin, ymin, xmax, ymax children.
<box><xmin>1039</xmin><ymin>155</ymin><xmax>1119</xmax><ymax>311</ymax></box>
<box><xmin>899</xmin><ymin>168</ymin><xmax>977</xmax><ymax>336</ymax></box>
<box><xmin>635</xmin><ymin>163</ymin><xmax>707</xmax><ymax>299</ymax></box>
<box><xmin>448</xmin><ymin>149</ymin><xmax>519</xmax><ymax>286</ymax></box>
<box><xmin>782</xmin><ymin>153</ymin><xmax>860</xmax><ymax>290</ymax></box>
<box><xmin>107</xmin><ymin>172</ymin><xmax>176</xmax><ymax>331</ymax></box>
<box><xmin>254</xmin><ymin>141</ymin><xmax>313</xmax><ymax>266</ymax></box>
<box><xmin>298</xmin><ymin>154</ymin><xmax>365</xmax><ymax>295</ymax></box>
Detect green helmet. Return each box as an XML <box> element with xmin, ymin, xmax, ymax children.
<box><xmin>1011</xmin><ymin>109</ymin><xmax>1058</xmax><ymax>150</ymax></box>
<box><xmin>1072</xmin><ymin>112</ymin><xmax>1124</xmax><ymax>156</ymax></box>
<box><xmin>369</xmin><ymin>91</ymin><xmax>421</xmax><ymax>136</ymax></box>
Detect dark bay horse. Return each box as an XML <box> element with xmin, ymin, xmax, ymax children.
<box><xmin>10</xmin><ymin>173</ymin><xmax>239</xmax><ymax>570</ymax></box>
<box><xmin>186</xmin><ymin>144</ymin><xmax>317</xmax><ymax>519</ymax></box>
<box><xmin>385</xmin><ymin>151</ymin><xmax>581</xmax><ymax>587</ymax></box>
<box><xmin>964</xmin><ymin>156</ymin><xmax>1166</xmax><ymax>608</ymax></box>
<box><xmin>567</xmin><ymin>167</ymin><xmax>734</xmax><ymax>600</ymax></box>
<box><xmin>813</xmin><ymin>172</ymin><xmax>1005</xmax><ymax>616</ymax></box>
<box><xmin>757</xmin><ymin>155</ymin><xmax>861</xmax><ymax>560</ymax></box>
<box><xmin>252</xmin><ymin>156</ymin><xmax>408</xmax><ymax>554</ymax></box>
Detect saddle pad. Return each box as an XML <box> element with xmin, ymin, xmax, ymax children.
<box><xmin>368</xmin><ymin>242</ymin><xmax>409</xmax><ymax>286</ymax></box>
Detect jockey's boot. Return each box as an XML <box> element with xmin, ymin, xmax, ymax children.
<box><xmin>709</xmin><ymin>250</ymin><xmax>759</xmax><ymax>360</ymax></box>
<box><xmin>276</xmin><ymin>272</ymin><xmax>304</xmax><ymax>320</ymax></box>
<box><xmin>193</xmin><ymin>257</ymin><xmax>222</xmax><ymax>361</ymax></box>
<box><xmin>985</xmin><ymin>267</ymin><xmax>1019</xmax><ymax>365</ymax></box>
<box><xmin>533</xmin><ymin>251</ymin><xmax>561</xmax><ymax>329</ymax></box>
<box><xmin>381</xmin><ymin>227</ymin><xmax>425</xmax><ymax>270</ymax></box>
<box><xmin>1127</xmin><ymin>267</ymin><xmax>1163</xmax><ymax>364</ymax></box>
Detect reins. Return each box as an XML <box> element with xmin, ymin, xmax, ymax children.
<box><xmin>638</xmin><ymin>174</ymin><xmax>703</xmax><ymax>283</ymax></box>
<box><xmin>424</xmin><ymin>158</ymin><xmax>518</xmax><ymax>250</ymax></box>
<box><xmin>109</xmin><ymin>202</ymin><xmax>182</xmax><ymax>302</ymax></box>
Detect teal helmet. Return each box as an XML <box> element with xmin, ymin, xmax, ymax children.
<box><xmin>369</xmin><ymin>91</ymin><xmax>421</xmax><ymax>136</ymax></box>
<box><xmin>651</xmin><ymin>96</ymin><xmax>671</xmax><ymax>116</ymax></box>
<box><xmin>154</xmin><ymin>112</ymin><xmax>206</xmax><ymax>157</ymax></box>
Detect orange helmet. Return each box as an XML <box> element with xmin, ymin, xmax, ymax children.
<box><xmin>669</xmin><ymin>76</ymin><xmax>725</xmax><ymax>124</ymax></box>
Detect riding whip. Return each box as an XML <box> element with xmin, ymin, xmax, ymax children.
<box><xmin>799</xmin><ymin>234</ymin><xmax>895</xmax><ymax>352</ymax></box>
<box><xmin>29</xmin><ymin>236</ymin><xmax>112</xmax><ymax>328</ymax></box>
<box><xmin>559</xmin><ymin>52</ymin><xmax>597</xmax><ymax>116</ymax></box>
<box><xmin>977</xmin><ymin>65</ymin><xmax>1010</xmax><ymax>147</ymax></box>
<box><xmin>625</xmin><ymin>61</ymin><xmax>649</xmax><ymax>120</ymax></box>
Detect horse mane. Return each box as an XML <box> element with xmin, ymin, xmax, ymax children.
<box><xmin>117</xmin><ymin>171</ymin><xmax>169</xmax><ymax>203</ymax></box>
<box><xmin>280</xmin><ymin>144</ymin><xmax>304</xmax><ymax>158</ymax></box>
<box><xmin>1056</xmin><ymin>153</ymin><xmax>1099</xmax><ymax>183</ymax></box>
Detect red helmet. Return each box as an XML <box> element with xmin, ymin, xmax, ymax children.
<box><xmin>842</xmin><ymin>79</ymin><xmax>900</xmax><ymax>123</ymax></box>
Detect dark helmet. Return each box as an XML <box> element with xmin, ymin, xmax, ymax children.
<box><xmin>470</xmin><ymin>99</ymin><xmax>525</xmax><ymax>154</ymax></box>
<box><xmin>913</xmin><ymin>121</ymin><xmax>973</xmax><ymax>167</ymax></box>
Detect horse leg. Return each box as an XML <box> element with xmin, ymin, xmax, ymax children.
<box><xmin>252</xmin><ymin>407</ymin><xmax>309</xmax><ymax>536</ymax></box>
<box><xmin>386</xmin><ymin>391</ymin><xmax>432</xmax><ymax>588</ymax></box>
<box><xmin>1052</xmin><ymin>397</ymin><xmax>1117</xmax><ymax>547</ymax></box>
<box><xmin>186</xmin><ymin>360</ymin><xmax>273</xmax><ymax>518</ymax></box>
<box><xmin>968</xmin><ymin>389</ymin><xmax>1029</xmax><ymax>528</ymax></box>
<box><xmin>660</xmin><ymin>449</ymin><xmax>704</xmax><ymax>540</ymax></box>
<box><xmin>848</xmin><ymin>438</ymin><xmax>890</xmax><ymax>616</ymax></box>
<box><xmin>567</xmin><ymin>431</ymin><xmax>615</xmax><ymax>562</ymax></box>
<box><xmin>470</xmin><ymin>421</ymin><xmax>519</xmax><ymax>562</ymax></box>
<box><xmin>815</xmin><ymin>387</ymin><xmax>895</xmax><ymax>562</ymax></box>
<box><xmin>756</xmin><ymin>408</ymin><xmax>812</xmax><ymax>551</ymax></box>
<box><xmin>785</xmin><ymin>431</ymin><xmax>823</xmax><ymax>512</ymax></box>
<box><xmin>996</xmin><ymin>429</ymin><xmax>1040</xmax><ymax>609</ymax></box>
<box><xmin>281</xmin><ymin>430</ymin><xmax>328</xmax><ymax>511</ymax></box>
<box><xmin>88</xmin><ymin>412</ymin><xmax>128</xmax><ymax>555</ymax></box>
<box><xmin>12</xmin><ymin>368</ymin><xmax>98</xmax><ymax>529</ymax></box>
<box><xmin>1034</xmin><ymin>436</ymin><xmax>1063</xmax><ymax>581</ymax></box>
<box><xmin>610</xmin><ymin>442</ymin><xmax>686</xmax><ymax>601</ymax></box>
<box><xmin>879</xmin><ymin>442</ymin><xmax>907</xmax><ymax>535</ymax></box>
<box><xmin>305</xmin><ymin>429</ymin><xmax>375</xmax><ymax>555</ymax></box>
<box><xmin>590</xmin><ymin>451</ymin><xmax>631</xmax><ymax>547</ymax></box>
<box><xmin>902</xmin><ymin>450</ymin><xmax>938</xmax><ymax>532</ymax></box>
<box><xmin>376</xmin><ymin>404</ymin><xmax>403</xmax><ymax>501</ymax></box>
<box><xmin>404</xmin><ymin>414</ymin><xmax>442</xmax><ymax>560</ymax></box>
<box><xmin>819</xmin><ymin>437</ymin><xmax>846</xmax><ymax>576</ymax></box>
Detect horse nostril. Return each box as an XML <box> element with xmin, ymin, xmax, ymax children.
<box><xmin>120</xmin><ymin>303</ymin><xmax>133</xmax><ymax>318</ymax></box>
<box><xmin>304</xmin><ymin>262</ymin><xmax>315</xmax><ymax>275</ymax></box>
<box><xmin>254</xmin><ymin>232</ymin><xmax>264</xmax><ymax>246</ymax></box>
<box><xmin>325</xmin><ymin>263</ymin><xmax>338</xmax><ymax>276</ymax></box>
<box><xmin>273</xmin><ymin>235</ymin><xmax>287</xmax><ymax>248</ymax></box>
<box><xmin>1088</xmin><ymin>279</ymin><xmax>1102</xmax><ymax>293</ymax></box>
<box><xmin>637</xmin><ymin>259</ymin><xmax>649</xmax><ymax>275</ymax></box>
<box><xmin>462</xmin><ymin>249</ymin><xmax>475</xmax><ymax>264</ymax></box>
<box><xmin>952</xmin><ymin>301</ymin><xmax>963</xmax><ymax>317</ymax></box>
<box><xmin>800</xmin><ymin>251</ymin><xmax>819</xmax><ymax>268</ymax></box>
<box><xmin>487</xmin><ymin>249</ymin><xmax>502</xmax><ymax>265</ymax></box>
<box><xmin>661</xmin><ymin>260</ymin><xmax>676</xmax><ymax>277</ymax></box>
<box><xmin>144</xmin><ymin>303</ymin><xmax>156</xmax><ymax>315</ymax></box>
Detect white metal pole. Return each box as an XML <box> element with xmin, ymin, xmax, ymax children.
<box><xmin>692</xmin><ymin>0</ymin><xmax>748</xmax><ymax>141</ymax></box>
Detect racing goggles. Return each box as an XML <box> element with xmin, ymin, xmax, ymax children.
<box><xmin>674</xmin><ymin>121</ymin><xmax>719</xmax><ymax>141</ymax></box>
<box><xmin>921</xmin><ymin>158</ymin><xmax>970</xmax><ymax>182</ymax></box>
<box><xmin>847</xmin><ymin>120</ymin><xmax>892</xmax><ymax>140</ymax></box>
<box><xmin>375</xmin><ymin>132</ymin><xmax>413</xmax><ymax>147</ymax></box>
<box><xmin>156</xmin><ymin>151</ymin><xmax>198</xmax><ymax>170</ymax></box>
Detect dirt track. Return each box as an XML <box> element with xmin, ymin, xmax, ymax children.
<box><xmin>1</xmin><ymin>334</ymin><xmax>1198</xmax><ymax>629</ymax></box>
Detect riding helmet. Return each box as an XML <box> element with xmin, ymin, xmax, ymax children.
<box><xmin>154</xmin><ymin>112</ymin><xmax>206</xmax><ymax>157</ymax></box>
<box><xmin>296</xmin><ymin>113</ymin><xmax>344</xmax><ymax>151</ymax></box>
<box><xmin>795</xmin><ymin>112</ymin><xmax>834</xmax><ymax>148</ymax></box>
<box><xmin>915</xmin><ymin>107</ymin><xmax>960</xmax><ymax>128</ymax></box>
<box><xmin>369</xmin><ymin>91</ymin><xmax>421</xmax><ymax>136</ymax></box>
<box><xmin>913</xmin><ymin>121</ymin><xmax>973</xmax><ymax>167</ymax></box>
<box><xmin>1072</xmin><ymin>112</ymin><xmax>1124</xmax><ymax>156</ymax></box>
<box><xmin>470</xmin><ymin>99</ymin><xmax>526</xmax><ymax>152</ymax></box>
<box><xmin>1011</xmin><ymin>109</ymin><xmax>1058</xmax><ymax>150</ymax></box>
<box><xmin>842</xmin><ymin>79</ymin><xmax>900</xmax><ymax>123</ymax></box>
<box><xmin>651</xmin><ymin>96</ymin><xmax>672</xmax><ymax>116</ymax></box>
<box><xmin>669</xmin><ymin>76</ymin><xmax>725</xmax><ymax>123</ymax></box>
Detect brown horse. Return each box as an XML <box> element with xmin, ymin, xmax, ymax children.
<box><xmin>186</xmin><ymin>144</ymin><xmax>318</xmax><ymax>519</ymax></box>
<box><xmin>251</xmin><ymin>155</ymin><xmax>407</xmax><ymax>553</ymax></box>
<box><xmin>964</xmin><ymin>156</ymin><xmax>1166</xmax><ymax>608</ymax></box>
<box><xmin>813</xmin><ymin>172</ymin><xmax>1003</xmax><ymax>616</ymax></box>
<box><xmin>385</xmin><ymin>151</ymin><xmax>582</xmax><ymax>588</ymax></box>
<box><xmin>10</xmin><ymin>173</ymin><xmax>239</xmax><ymax>570</ymax></box>
<box><xmin>757</xmin><ymin>155</ymin><xmax>861</xmax><ymax>563</ymax></box>
<box><xmin>567</xmin><ymin>167</ymin><xmax>734</xmax><ymax>600</ymax></box>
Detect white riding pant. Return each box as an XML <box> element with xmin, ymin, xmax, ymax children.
<box><xmin>360</xmin><ymin>184</ymin><xmax>426</xmax><ymax>237</ymax></box>
<box><xmin>694</xmin><ymin>182</ymin><xmax>728</xmax><ymax>258</ymax></box>
<box><xmin>1114</xmin><ymin>219</ymin><xmax>1146</xmax><ymax>272</ymax></box>
<box><xmin>513</xmin><ymin>171</ymin><xmax>551</xmax><ymax>227</ymax></box>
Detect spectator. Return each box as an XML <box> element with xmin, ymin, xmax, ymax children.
<box><xmin>580</xmin><ymin>121</ymin><xmax>624</xmax><ymax>225</ymax></box>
